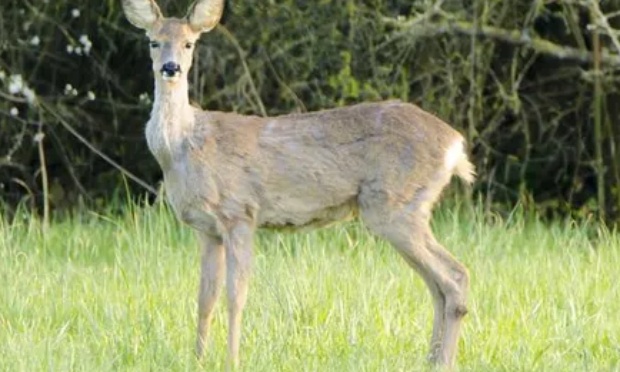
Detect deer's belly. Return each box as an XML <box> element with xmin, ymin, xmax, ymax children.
<box><xmin>257</xmin><ymin>196</ymin><xmax>359</xmax><ymax>232</ymax></box>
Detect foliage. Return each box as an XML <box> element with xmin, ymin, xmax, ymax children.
<box><xmin>0</xmin><ymin>0</ymin><xmax>158</xmax><ymax>212</ymax></box>
<box><xmin>1</xmin><ymin>0</ymin><xmax>620</xmax><ymax>221</ymax></box>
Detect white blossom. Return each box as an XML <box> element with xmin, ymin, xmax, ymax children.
<box><xmin>30</xmin><ymin>36</ymin><xmax>40</xmax><ymax>46</ymax></box>
<box><xmin>10</xmin><ymin>107</ymin><xmax>19</xmax><ymax>116</ymax></box>
<box><xmin>79</xmin><ymin>34</ymin><xmax>93</xmax><ymax>54</ymax></box>
<box><xmin>22</xmin><ymin>86</ymin><xmax>37</xmax><ymax>105</ymax></box>
<box><xmin>75</xmin><ymin>47</ymin><xmax>83</xmax><ymax>55</ymax></box>
<box><xmin>8</xmin><ymin>75</ymin><xmax>24</xmax><ymax>95</ymax></box>
<box><xmin>87</xmin><ymin>91</ymin><xmax>96</xmax><ymax>101</ymax></box>
<box><xmin>34</xmin><ymin>132</ymin><xmax>45</xmax><ymax>143</ymax></box>
<box><xmin>6</xmin><ymin>74</ymin><xmax>36</xmax><ymax>104</ymax></box>
<box><xmin>79</xmin><ymin>34</ymin><xmax>90</xmax><ymax>46</ymax></box>
<box><xmin>66</xmin><ymin>44</ymin><xmax>74</xmax><ymax>54</ymax></box>
<box><xmin>71</xmin><ymin>9</ymin><xmax>80</xmax><ymax>18</ymax></box>
<box><xmin>139</xmin><ymin>92</ymin><xmax>152</xmax><ymax>105</ymax></box>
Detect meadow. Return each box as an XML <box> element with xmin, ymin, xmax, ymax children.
<box><xmin>1</xmin><ymin>201</ymin><xmax>619</xmax><ymax>371</ymax></box>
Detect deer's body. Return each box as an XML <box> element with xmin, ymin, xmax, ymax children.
<box><xmin>123</xmin><ymin>0</ymin><xmax>475</xmax><ymax>369</ymax></box>
<box><xmin>152</xmin><ymin>99</ymin><xmax>469</xmax><ymax>234</ymax></box>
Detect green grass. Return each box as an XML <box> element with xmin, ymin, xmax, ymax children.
<box><xmin>1</xmin><ymin>202</ymin><xmax>619</xmax><ymax>371</ymax></box>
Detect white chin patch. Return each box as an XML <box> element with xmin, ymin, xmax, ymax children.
<box><xmin>161</xmin><ymin>72</ymin><xmax>181</xmax><ymax>81</ymax></box>
<box><xmin>161</xmin><ymin>74</ymin><xmax>179</xmax><ymax>82</ymax></box>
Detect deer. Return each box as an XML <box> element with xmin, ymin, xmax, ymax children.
<box><xmin>121</xmin><ymin>0</ymin><xmax>475</xmax><ymax>369</ymax></box>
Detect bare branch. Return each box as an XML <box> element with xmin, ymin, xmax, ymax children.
<box><xmin>589</xmin><ymin>1</ymin><xmax>620</xmax><ymax>56</ymax></box>
<box><xmin>217</xmin><ymin>25</ymin><xmax>267</xmax><ymax>117</ymax></box>
<box><xmin>39</xmin><ymin>102</ymin><xmax>158</xmax><ymax>196</ymax></box>
<box><xmin>383</xmin><ymin>17</ymin><xmax>620</xmax><ymax>66</ymax></box>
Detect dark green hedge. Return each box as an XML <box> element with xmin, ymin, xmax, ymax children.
<box><xmin>1</xmin><ymin>0</ymin><xmax>620</xmax><ymax>220</ymax></box>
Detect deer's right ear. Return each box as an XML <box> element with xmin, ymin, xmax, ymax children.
<box><xmin>122</xmin><ymin>0</ymin><xmax>163</xmax><ymax>30</ymax></box>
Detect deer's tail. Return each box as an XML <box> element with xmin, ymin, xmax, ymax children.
<box><xmin>445</xmin><ymin>138</ymin><xmax>476</xmax><ymax>184</ymax></box>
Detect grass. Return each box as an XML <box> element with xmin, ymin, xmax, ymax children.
<box><xmin>1</xmin><ymin>201</ymin><xmax>619</xmax><ymax>371</ymax></box>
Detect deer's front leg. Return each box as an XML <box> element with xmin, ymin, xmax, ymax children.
<box><xmin>196</xmin><ymin>232</ymin><xmax>225</xmax><ymax>359</ymax></box>
<box><xmin>224</xmin><ymin>221</ymin><xmax>255</xmax><ymax>369</ymax></box>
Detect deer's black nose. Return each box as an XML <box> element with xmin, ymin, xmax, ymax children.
<box><xmin>161</xmin><ymin>62</ymin><xmax>181</xmax><ymax>77</ymax></box>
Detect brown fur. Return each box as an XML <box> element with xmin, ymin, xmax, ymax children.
<box><xmin>122</xmin><ymin>0</ymin><xmax>475</xmax><ymax>369</ymax></box>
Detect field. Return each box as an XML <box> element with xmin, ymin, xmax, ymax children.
<box><xmin>1</xmin><ymin>201</ymin><xmax>619</xmax><ymax>371</ymax></box>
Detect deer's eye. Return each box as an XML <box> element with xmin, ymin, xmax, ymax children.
<box><xmin>149</xmin><ymin>41</ymin><xmax>160</xmax><ymax>48</ymax></box>
<box><xmin>185</xmin><ymin>42</ymin><xmax>194</xmax><ymax>49</ymax></box>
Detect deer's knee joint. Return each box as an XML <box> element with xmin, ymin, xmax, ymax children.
<box><xmin>445</xmin><ymin>286</ymin><xmax>468</xmax><ymax>319</ymax></box>
<box><xmin>455</xmin><ymin>303</ymin><xmax>468</xmax><ymax>318</ymax></box>
<box><xmin>447</xmin><ymin>301</ymin><xmax>468</xmax><ymax>319</ymax></box>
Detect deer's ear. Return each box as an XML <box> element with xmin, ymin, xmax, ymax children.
<box><xmin>186</xmin><ymin>0</ymin><xmax>224</xmax><ymax>33</ymax></box>
<box><xmin>122</xmin><ymin>0</ymin><xmax>163</xmax><ymax>30</ymax></box>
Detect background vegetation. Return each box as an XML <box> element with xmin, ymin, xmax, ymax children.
<box><xmin>2</xmin><ymin>0</ymin><xmax>620</xmax><ymax>221</ymax></box>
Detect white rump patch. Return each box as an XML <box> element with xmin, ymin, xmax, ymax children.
<box><xmin>444</xmin><ymin>139</ymin><xmax>476</xmax><ymax>183</ymax></box>
<box><xmin>444</xmin><ymin>139</ymin><xmax>465</xmax><ymax>171</ymax></box>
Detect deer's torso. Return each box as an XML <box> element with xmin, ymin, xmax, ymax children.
<box><xmin>147</xmin><ymin>100</ymin><xmax>463</xmax><ymax>236</ymax></box>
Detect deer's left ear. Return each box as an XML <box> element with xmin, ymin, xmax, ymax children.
<box><xmin>122</xmin><ymin>0</ymin><xmax>163</xmax><ymax>31</ymax></box>
<box><xmin>186</xmin><ymin>0</ymin><xmax>224</xmax><ymax>33</ymax></box>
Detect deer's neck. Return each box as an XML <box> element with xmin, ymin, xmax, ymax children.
<box><xmin>146</xmin><ymin>78</ymin><xmax>194</xmax><ymax>169</ymax></box>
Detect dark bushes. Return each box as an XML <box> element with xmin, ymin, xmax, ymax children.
<box><xmin>1</xmin><ymin>0</ymin><xmax>619</xmax><ymax>221</ymax></box>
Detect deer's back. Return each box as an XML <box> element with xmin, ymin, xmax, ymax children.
<box><xmin>181</xmin><ymin>100</ymin><xmax>463</xmax><ymax>231</ymax></box>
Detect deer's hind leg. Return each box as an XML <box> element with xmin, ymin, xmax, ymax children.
<box><xmin>358</xmin><ymin>187</ymin><xmax>468</xmax><ymax>367</ymax></box>
<box><xmin>425</xmin><ymin>232</ymin><xmax>469</xmax><ymax>365</ymax></box>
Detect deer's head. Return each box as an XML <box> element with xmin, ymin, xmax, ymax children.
<box><xmin>122</xmin><ymin>0</ymin><xmax>223</xmax><ymax>83</ymax></box>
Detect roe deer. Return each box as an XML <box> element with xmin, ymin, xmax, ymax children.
<box><xmin>122</xmin><ymin>0</ymin><xmax>475</xmax><ymax>368</ymax></box>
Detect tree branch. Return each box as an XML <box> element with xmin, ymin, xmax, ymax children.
<box><xmin>383</xmin><ymin>17</ymin><xmax>620</xmax><ymax>66</ymax></box>
<box><xmin>40</xmin><ymin>102</ymin><xmax>158</xmax><ymax>196</ymax></box>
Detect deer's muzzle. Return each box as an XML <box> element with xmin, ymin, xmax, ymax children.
<box><xmin>161</xmin><ymin>62</ymin><xmax>181</xmax><ymax>79</ymax></box>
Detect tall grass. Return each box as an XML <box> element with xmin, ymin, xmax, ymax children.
<box><xmin>1</xmin><ymin>202</ymin><xmax>619</xmax><ymax>371</ymax></box>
